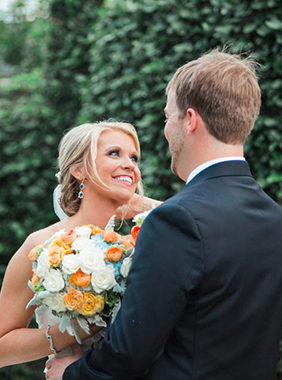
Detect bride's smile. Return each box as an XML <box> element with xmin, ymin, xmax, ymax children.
<box><xmin>88</xmin><ymin>129</ymin><xmax>141</xmax><ymax>205</ymax></box>
<box><xmin>113</xmin><ymin>175</ymin><xmax>133</xmax><ymax>186</ymax></box>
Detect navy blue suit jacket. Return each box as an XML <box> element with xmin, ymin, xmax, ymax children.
<box><xmin>64</xmin><ymin>161</ymin><xmax>282</xmax><ymax>380</ymax></box>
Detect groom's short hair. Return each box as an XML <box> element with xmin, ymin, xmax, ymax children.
<box><xmin>166</xmin><ymin>49</ymin><xmax>261</xmax><ymax>144</ymax></box>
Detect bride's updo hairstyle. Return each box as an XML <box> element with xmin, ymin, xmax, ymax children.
<box><xmin>57</xmin><ymin>121</ymin><xmax>143</xmax><ymax>217</ymax></box>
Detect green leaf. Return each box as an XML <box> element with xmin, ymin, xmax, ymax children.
<box><xmin>266</xmin><ymin>19</ymin><xmax>282</xmax><ymax>31</ymax></box>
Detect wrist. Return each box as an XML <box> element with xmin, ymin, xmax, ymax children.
<box><xmin>46</xmin><ymin>325</ymin><xmax>58</xmax><ymax>355</ymax></box>
<box><xmin>46</xmin><ymin>324</ymin><xmax>76</xmax><ymax>353</ymax></box>
<box><xmin>143</xmin><ymin>196</ymin><xmax>162</xmax><ymax>210</ymax></box>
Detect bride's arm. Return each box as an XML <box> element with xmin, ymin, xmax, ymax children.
<box><xmin>0</xmin><ymin>232</ymin><xmax>98</xmax><ymax>368</ymax></box>
<box><xmin>116</xmin><ymin>194</ymin><xmax>163</xmax><ymax>220</ymax></box>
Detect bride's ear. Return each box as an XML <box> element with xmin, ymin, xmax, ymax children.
<box><xmin>71</xmin><ymin>164</ymin><xmax>86</xmax><ymax>181</ymax></box>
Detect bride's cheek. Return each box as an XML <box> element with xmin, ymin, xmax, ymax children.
<box><xmin>135</xmin><ymin>167</ymin><xmax>141</xmax><ymax>183</ymax></box>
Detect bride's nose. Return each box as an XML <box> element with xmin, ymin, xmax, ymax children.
<box><xmin>121</xmin><ymin>156</ymin><xmax>136</xmax><ymax>170</ymax></box>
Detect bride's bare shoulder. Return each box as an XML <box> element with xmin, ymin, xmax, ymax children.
<box><xmin>3</xmin><ymin>222</ymin><xmax>66</xmax><ymax>285</ymax></box>
<box><xmin>21</xmin><ymin>221</ymin><xmax>66</xmax><ymax>254</ymax></box>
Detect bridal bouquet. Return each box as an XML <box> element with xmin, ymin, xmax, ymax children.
<box><xmin>131</xmin><ymin>209</ymin><xmax>152</xmax><ymax>242</ymax></box>
<box><xmin>27</xmin><ymin>222</ymin><xmax>136</xmax><ymax>343</ymax></box>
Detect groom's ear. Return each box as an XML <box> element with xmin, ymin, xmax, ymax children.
<box><xmin>185</xmin><ymin>108</ymin><xmax>198</xmax><ymax>134</ymax></box>
<box><xmin>71</xmin><ymin>164</ymin><xmax>86</xmax><ymax>180</ymax></box>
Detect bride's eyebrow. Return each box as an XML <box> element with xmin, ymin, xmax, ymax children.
<box><xmin>105</xmin><ymin>145</ymin><xmax>120</xmax><ymax>150</ymax></box>
<box><xmin>104</xmin><ymin>146</ymin><xmax>139</xmax><ymax>155</ymax></box>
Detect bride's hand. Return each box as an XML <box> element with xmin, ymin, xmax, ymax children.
<box><xmin>49</xmin><ymin>322</ymin><xmax>104</xmax><ymax>354</ymax></box>
<box><xmin>45</xmin><ymin>344</ymin><xmax>82</xmax><ymax>380</ymax></box>
<box><xmin>116</xmin><ymin>194</ymin><xmax>162</xmax><ymax>220</ymax></box>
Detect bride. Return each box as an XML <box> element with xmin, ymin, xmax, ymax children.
<box><xmin>0</xmin><ymin>121</ymin><xmax>161</xmax><ymax>369</ymax></box>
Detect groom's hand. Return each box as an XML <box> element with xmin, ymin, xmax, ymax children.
<box><xmin>45</xmin><ymin>344</ymin><xmax>82</xmax><ymax>380</ymax></box>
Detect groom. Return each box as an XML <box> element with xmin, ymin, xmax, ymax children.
<box><xmin>50</xmin><ymin>50</ymin><xmax>282</xmax><ymax>380</ymax></box>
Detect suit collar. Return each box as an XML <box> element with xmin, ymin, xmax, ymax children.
<box><xmin>185</xmin><ymin>160</ymin><xmax>252</xmax><ymax>188</ymax></box>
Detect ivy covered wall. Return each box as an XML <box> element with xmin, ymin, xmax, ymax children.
<box><xmin>0</xmin><ymin>0</ymin><xmax>281</xmax><ymax>378</ymax></box>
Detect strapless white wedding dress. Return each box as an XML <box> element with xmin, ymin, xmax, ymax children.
<box><xmin>35</xmin><ymin>308</ymin><xmax>105</xmax><ymax>373</ymax></box>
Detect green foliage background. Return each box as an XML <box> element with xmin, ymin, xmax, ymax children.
<box><xmin>0</xmin><ymin>0</ymin><xmax>282</xmax><ymax>378</ymax></box>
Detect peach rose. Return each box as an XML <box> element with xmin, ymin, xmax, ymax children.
<box><xmin>105</xmin><ymin>246</ymin><xmax>123</xmax><ymax>262</ymax></box>
<box><xmin>49</xmin><ymin>237</ymin><xmax>70</xmax><ymax>251</ymax></box>
<box><xmin>63</xmin><ymin>287</ymin><xmax>84</xmax><ymax>311</ymax></box>
<box><xmin>28</xmin><ymin>244</ymin><xmax>45</xmax><ymax>261</ymax></box>
<box><xmin>69</xmin><ymin>269</ymin><xmax>91</xmax><ymax>288</ymax></box>
<box><xmin>31</xmin><ymin>269</ymin><xmax>41</xmax><ymax>287</ymax></box>
<box><xmin>131</xmin><ymin>225</ymin><xmax>140</xmax><ymax>241</ymax></box>
<box><xmin>61</xmin><ymin>229</ymin><xmax>78</xmax><ymax>246</ymax></box>
<box><xmin>102</xmin><ymin>230</ymin><xmax>120</xmax><ymax>243</ymax></box>
<box><xmin>121</xmin><ymin>236</ymin><xmax>135</xmax><ymax>249</ymax></box>
<box><xmin>78</xmin><ymin>293</ymin><xmax>105</xmax><ymax>316</ymax></box>
<box><xmin>48</xmin><ymin>246</ymin><xmax>65</xmax><ymax>267</ymax></box>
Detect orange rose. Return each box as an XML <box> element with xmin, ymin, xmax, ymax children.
<box><xmin>131</xmin><ymin>225</ymin><xmax>140</xmax><ymax>241</ymax></box>
<box><xmin>69</xmin><ymin>269</ymin><xmax>91</xmax><ymax>288</ymax></box>
<box><xmin>105</xmin><ymin>246</ymin><xmax>123</xmax><ymax>262</ymax></box>
<box><xmin>91</xmin><ymin>226</ymin><xmax>102</xmax><ymax>235</ymax></box>
<box><xmin>78</xmin><ymin>293</ymin><xmax>105</xmax><ymax>316</ymax></box>
<box><xmin>102</xmin><ymin>230</ymin><xmax>120</xmax><ymax>243</ymax></box>
<box><xmin>28</xmin><ymin>244</ymin><xmax>45</xmax><ymax>261</ymax></box>
<box><xmin>121</xmin><ymin>236</ymin><xmax>135</xmax><ymax>249</ymax></box>
<box><xmin>61</xmin><ymin>229</ymin><xmax>78</xmax><ymax>246</ymax></box>
<box><xmin>31</xmin><ymin>269</ymin><xmax>40</xmax><ymax>286</ymax></box>
<box><xmin>48</xmin><ymin>246</ymin><xmax>65</xmax><ymax>267</ymax></box>
<box><xmin>63</xmin><ymin>287</ymin><xmax>84</xmax><ymax>311</ymax></box>
<box><xmin>49</xmin><ymin>237</ymin><xmax>70</xmax><ymax>251</ymax></box>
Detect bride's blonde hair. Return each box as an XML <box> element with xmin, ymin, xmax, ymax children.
<box><xmin>58</xmin><ymin>121</ymin><xmax>143</xmax><ymax>216</ymax></box>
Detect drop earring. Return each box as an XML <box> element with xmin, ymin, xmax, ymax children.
<box><xmin>78</xmin><ymin>179</ymin><xmax>84</xmax><ymax>199</ymax></box>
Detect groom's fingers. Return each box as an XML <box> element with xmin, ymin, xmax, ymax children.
<box><xmin>45</xmin><ymin>358</ymin><xmax>53</xmax><ymax>370</ymax></box>
<box><xmin>45</xmin><ymin>345</ymin><xmax>82</xmax><ymax>380</ymax></box>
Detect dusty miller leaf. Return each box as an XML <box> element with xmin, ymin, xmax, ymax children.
<box><xmin>87</xmin><ymin>315</ymin><xmax>107</xmax><ymax>328</ymax></box>
<box><xmin>71</xmin><ymin>319</ymin><xmax>82</xmax><ymax>344</ymax></box>
<box><xmin>28</xmin><ymin>280</ymin><xmax>34</xmax><ymax>291</ymax></box>
<box><xmin>105</xmin><ymin>215</ymin><xmax>116</xmax><ymax>231</ymax></box>
<box><xmin>111</xmin><ymin>299</ymin><xmax>121</xmax><ymax>323</ymax></box>
<box><xmin>59</xmin><ymin>314</ymin><xmax>72</xmax><ymax>333</ymax></box>
<box><xmin>77</xmin><ymin>316</ymin><xmax>90</xmax><ymax>335</ymax></box>
<box><xmin>37</xmin><ymin>290</ymin><xmax>55</xmax><ymax>299</ymax></box>
<box><xmin>26</xmin><ymin>296</ymin><xmax>42</xmax><ymax>309</ymax></box>
<box><xmin>113</xmin><ymin>283</ymin><xmax>125</xmax><ymax>294</ymax></box>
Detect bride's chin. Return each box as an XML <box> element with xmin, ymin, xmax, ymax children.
<box><xmin>112</xmin><ymin>189</ymin><xmax>135</xmax><ymax>206</ymax></box>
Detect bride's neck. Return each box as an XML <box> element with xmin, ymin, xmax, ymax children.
<box><xmin>64</xmin><ymin>196</ymin><xmax>119</xmax><ymax>230</ymax></box>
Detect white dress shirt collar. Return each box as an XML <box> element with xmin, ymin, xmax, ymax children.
<box><xmin>186</xmin><ymin>157</ymin><xmax>246</xmax><ymax>184</ymax></box>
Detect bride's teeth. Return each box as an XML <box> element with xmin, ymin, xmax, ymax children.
<box><xmin>116</xmin><ymin>176</ymin><xmax>132</xmax><ymax>185</ymax></box>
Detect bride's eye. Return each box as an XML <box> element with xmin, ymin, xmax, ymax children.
<box><xmin>131</xmin><ymin>154</ymin><xmax>139</xmax><ymax>163</ymax></box>
<box><xmin>108</xmin><ymin>149</ymin><xmax>119</xmax><ymax>157</ymax></box>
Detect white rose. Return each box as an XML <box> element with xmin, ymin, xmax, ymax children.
<box><xmin>43</xmin><ymin>269</ymin><xmax>65</xmax><ymax>292</ymax></box>
<box><xmin>132</xmin><ymin>210</ymin><xmax>152</xmax><ymax>225</ymax></box>
<box><xmin>62</xmin><ymin>254</ymin><xmax>80</xmax><ymax>274</ymax></box>
<box><xmin>120</xmin><ymin>257</ymin><xmax>132</xmax><ymax>278</ymax></box>
<box><xmin>75</xmin><ymin>226</ymin><xmax>92</xmax><ymax>239</ymax></box>
<box><xmin>72</xmin><ymin>237</ymin><xmax>94</xmax><ymax>252</ymax></box>
<box><xmin>91</xmin><ymin>265</ymin><xmax>117</xmax><ymax>294</ymax></box>
<box><xmin>45</xmin><ymin>228</ymin><xmax>66</xmax><ymax>245</ymax></box>
<box><xmin>36</xmin><ymin>248</ymin><xmax>50</xmax><ymax>278</ymax></box>
<box><xmin>79</xmin><ymin>247</ymin><xmax>105</xmax><ymax>274</ymax></box>
<box><xmin>44</xmin><ymin>293</ymin><xmax>67</xmax><ymax>313</ymax></box>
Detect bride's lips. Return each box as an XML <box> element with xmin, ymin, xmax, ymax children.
<box><xmin>113</xmin><ymin>175</ymin><xmax>133</xmax><ymax>186</ymax></box>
